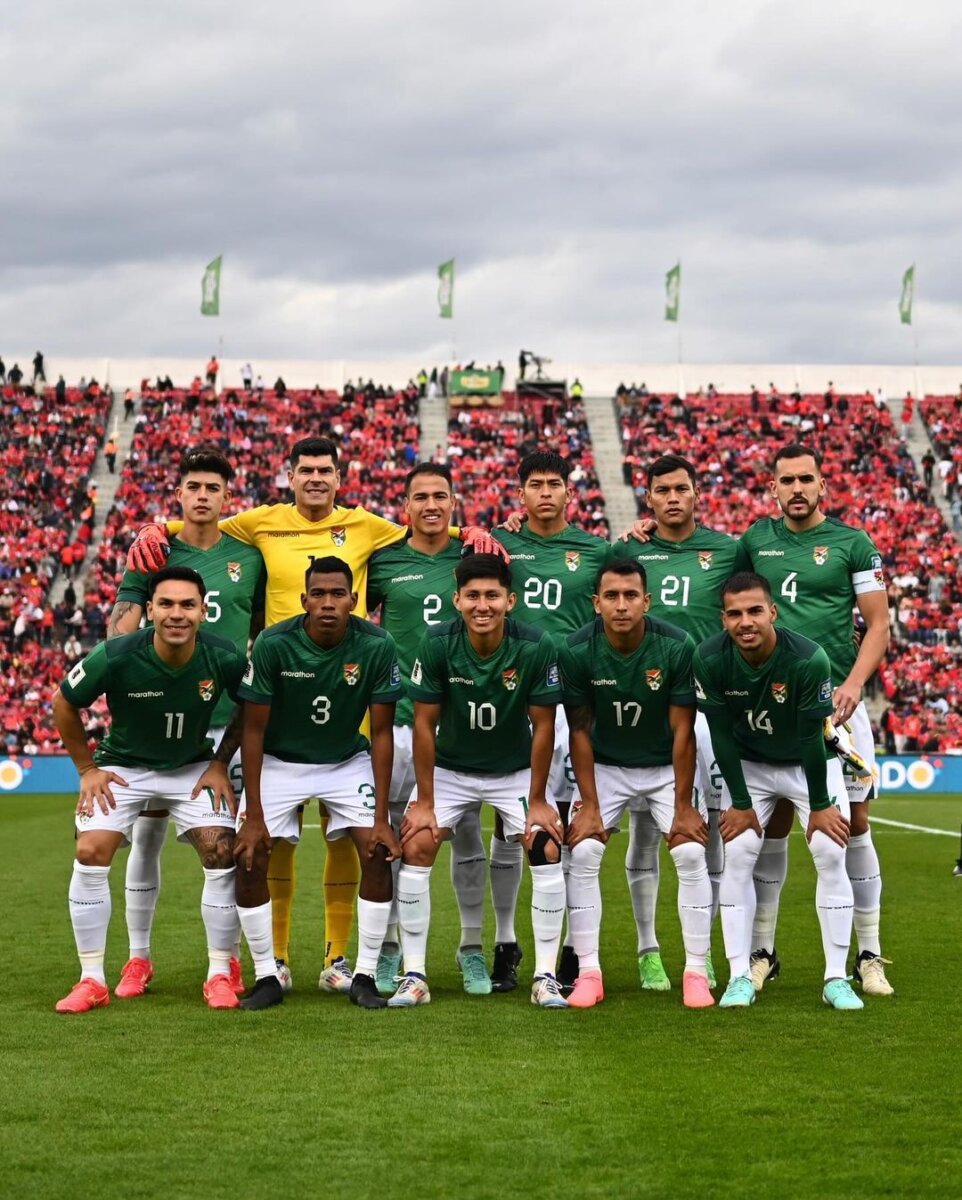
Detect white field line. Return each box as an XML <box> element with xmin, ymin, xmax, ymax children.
<box><xmin>867</xmin><ymin>817</ymin><xmax>957</xmax><ymax>838</ymax></box>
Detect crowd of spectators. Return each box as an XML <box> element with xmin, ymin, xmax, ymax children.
<box><xmin>620</xmin><ymin>386</ymin><xmax>962</xmax><ymax>751</ymax></box>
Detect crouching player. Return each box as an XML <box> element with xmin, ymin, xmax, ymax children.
<box><xmin>391</xmin><ymin>554</ymin><xmax>568</xmax><ymax>1008</ymax></box>
<box><xmin>52</xmin><ymin>567</ymin><xmax>248</xmax><ymax>1013</ymax></box>
<box><xmin>233</xmin><ymin>557</ymin><xmax>402</xmax><ymax>1010</ymax></box>
<box><xmin>693</xmin><ymin>573</ymin><xmax>862</xmax><ymax>1010</ymax></box>
<box><xmin>560</xmin><ymin>560</ymin><xmax>714</xmax><ymax>1009</ymax></box>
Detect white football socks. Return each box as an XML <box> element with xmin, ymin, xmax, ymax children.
<box><xmin>124</xmin><ymin>814</ymin><xmax>168</xmax><ymax>959</ymax></box>
<box><xmin>68</xmin><ymin>862</ymin><xmax>111</xmax><ymax>984</ymax></box>
<box><xmin>356</xmin><ymin>897</ymin><xmax>392</xmax><ymax>977</ymax></box>
<box><xmin>847</xmin><ymin>830</ymin><xmax>883</xmax><ymax>955</ymax></box>
<box><xmin>530</xmin><ymin>862</ymin><xmax>566</xmax><ymax>977</ymax></box>
<box><xmin>751</xmin><ymin>834</ymin><xmax>789</xmax><ymax>954</ymax></box>
<box><xmin>201</xmin><ymin>867</ymin><xmax>239</xmax><ymax>981</ymax></box>
<box><xmin>809</xmin><ymin>830</ymin><xmax>855</xmax><ymax>980</ymax></box>
<box><xmin>565</xmin><ymin>838</ymin><xmax>606</xmax><ymax>970</ymax></box>
<box><xmin>719</xmin><ymin>830</ymin><xmax>762</xmax><ymax>977</ymax></box>
<box><xmin>237</xmin><ymin>900</ymin><xmax>276</xmax><ymax>980</ymax></box>
<box><xmin>489</xmin><ymin>835</ymin><xmax>523</xmax><ymax>944</ymax></box>
<box><xmin>670</xmin><ymin>841</ymin><xmax>712</xmax><ymax>972</ymax></box>
<box><xmin>397</xmin><ymin>863</ymin><xmax>432</xmax><ymax>976</ymax></box>
<box><xmin>625</xmin><ymin>809</ymin><xmax>661</xmax><ymax>954</ymax></box>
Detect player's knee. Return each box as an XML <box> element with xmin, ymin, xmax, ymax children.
<box><xmin>808</xmin><ymin>830</ymin><xmax>846</xmax><ymax>873</ymax></box>
<box><xmin>402</xmin><ymin>832</ymin><xmax>438</xmax><ymax>868</ymax></box>
<box><xmin>849</xmin><ymin>805</ymin><xmax>869</xmax><ymax>836</ymax></box>
<box><xmin>527</xmin><ymin>830</ymin><xmax>559</xmax><ymax>866</ymax></box>
<box><xmin>75</xmin><ymin>840</ymin><xmax>112</xmax><ymax>868</ymax></box>
<box><xmin>669</xmin><ymin>839</ymin><xmax>706</xmax><ymax>873</ymax></box>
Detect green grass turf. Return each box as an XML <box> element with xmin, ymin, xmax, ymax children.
<box><xmin>1</xmin><ymin>793</ymin><xmax>961</xmax><ymax>1199</ymax></box>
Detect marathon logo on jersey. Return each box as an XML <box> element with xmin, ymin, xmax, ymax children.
<box><xmin>646</xmin><ymin>668</ymin><xmax>663</xmax><ymax>691</ymax></box>
<box><xmin>412</xmin><ymin>659</ymin><xmax>423</xmax><ymax>684</ymax></box>
<box><xmin>819</xmin><ymin>679</ymin><xmax>832</xmax><ymax>703</ymax></box>
<box><xmin>343</xmin><ymin>663</ymin><xmax>361</xmax><ymax>686</ymax></box>
<box><xmin>243</xmin><ymin>659</ymin><xmax>254</xmax><ymax>686</ymax></box>
<box><xmin>198</xmin><ymin>679</ymin><xmax>216</xmax><ymax>702</ymax></box>
<box><xmin>331</xmin><ymin>526</ymin><xmax>347</xmax><ymax>547</ymax></box>
<box><xmin>697</xmin><ymin>551</ymin><xmax>713</xmax><ymax>571</ymax></box>
<box><xmin>502</xmin><ymin>669</ymin><xmax>519</xmax><ymax>691</ymax></box>
<box><xmin>813</xmin><ymin>546</ymin><xmax>830</xmax><ymax>565</ymax></box>
<box><xmin>695</xmin><ymin>677</ymin><xmax>706</xmax><ymax>701</ymax></box>
<box><xmin>565</xmin><ymin>551</ymin><xmax>581</xmax><ymax>572</ymax></box>
<box><xmin>771</xmin><ymin>682</ymin><xmax>788</xmax><ymax>704</ymax></box>
<box><xmin>227</xmin><ymin>562</ymin><xmax>242</xmax><ymax>583</ymax></box>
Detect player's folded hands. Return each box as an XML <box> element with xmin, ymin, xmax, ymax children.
<box><xmin>368</xmin><ymin>819</ymin><xmax>401</xmax><ymax>862</ymax></box>
<box><xmin>401</xmin><ymin>800</ymin><xmax>441</xmax><ymax>845</ymax></box>
<box><xmin>77</xmin><ymin>768</ymin><xmax>128</xmax><ymax>815</ymax></box>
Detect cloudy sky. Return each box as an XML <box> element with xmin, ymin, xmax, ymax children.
<box><xmin>2</xmin><ymin>0</ymin><xmax>960</xmax><ymax>367</ymax></box>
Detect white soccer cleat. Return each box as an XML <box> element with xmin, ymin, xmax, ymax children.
<box><xmin>530</xmin><ymin>974</ymin><xmax>568</xmax><ymax>1009</ymax></box>
<box><xmin>275</xmin><ymin>959</ymin><xmax>293</xmax><ymax>993</ymax></box>
<box><xmin>823</xmin><ymin>718</ymin><xmax>872</xmax><ymax>778</ymax></box>
<box><xmin>854</xmin><ymin>952</ymin><xmax>895</xmax><ymax>996</ymax></box>
<box><xmin>318</xmin><ymin>956</ymin><xmax>354</xmax><ymax>994</ymax></box>
<box><xmin>387</xmin><ymin>973</ymin><xmax>431</xmax><ymax>1007</ymax></box>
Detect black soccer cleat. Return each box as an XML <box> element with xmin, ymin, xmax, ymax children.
<box><xmin>557</xmin><ymin>945</ymin><xmax>580</xmax><ymax>996</ymax></box>
<box><xmin>349</xmin><ymin>972</ymin><xmax>388</xmax><ymax>1009</ymax></box>
<box><xmin>239</xmin><ymin>974</ymin><xmax>285</xmax><ymax>1011</ymax></box>
<box><xmin>491</xmin><ymin>941</ymin><xmax>523</xmax><ymax>993</ymax></box>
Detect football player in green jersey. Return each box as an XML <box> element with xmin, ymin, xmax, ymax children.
<box><xmin>694</xmin><ymin>573</ymin><xmax>862</xmax><ymax>1011</ymax></box>
<box><xmin>106</xmin><ymin>448</ymin><xmax>265</xmax><ymax>1000</ymax></box>
<box><xmin>494</xmin><ymin>451</ymin><xmax>614</xmax><ymax>992</ymax></box>
<box><xmin>390</xmin><ymin>554</ymin><xmax>568</xmax><ymax>1008</ymax></box>
<box><xmin>560</xmin><ymin>560</ymin><xmax>714</xmax><ymax>1009</ymax></box>
<box><xmin>233</xmin><ymin>556</ymin><xmax>403</xmax><ymax>1011</ymax></box>
<box><xmin>741</xmin><ymin>444</ymin><xmax>892</xmax><ymax>996</ymax></box>
<box><xmin>52</xmin><ymin>567</ymin><xmax>248</xmax><ymax>1014</ymax></box>
<box><xmin>367</xmin><ymin>463</ymin><xmax>492</xmax><ymax>995</ymax></box>
<box><xmin>613</xmin><ymin>454</ymin><xmax>750</xmax><ymax>992</ymax></box>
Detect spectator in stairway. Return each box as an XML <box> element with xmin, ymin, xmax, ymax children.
<box><xmin>921</xmin><ymin>448</ymin><xmax>935</xmax><ymax>490</ymax></box>
<box><xmin>33</xmin><ymin>352</ymin><xmax>46</xmax><ymax>383</ymax></box>
<box><xmin>104</xmin><ymin>436</ymin><xmax>118</xmax><ymax>474</ymax></box>
<box><xmin>241</xmin><ymin>362</ymin><xmax>253</xmax><ymax>391</ymax></box>
<box><xmin>55</xmin><ymin>375</ymin><xmax>66</xmax><ymax>404</ymax></box>
<box><xmin>901</xmin><ymin>393</ymin><xmax>914</xmax><ymax>439</ymax></box>
<box><xmin>951</xmin><ymin>494</ymin><xmax>961</xmax><ymax>533</ymax></box>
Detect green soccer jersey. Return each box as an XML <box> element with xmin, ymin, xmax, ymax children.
<box><xmin>495</xmin><ymin>524</ymin><xmax>613</xmax><ymax>638</ymax></box>
<box><xmin>693</xmin><ymin>627</ymin><xmax>834</xmax><ymax>767</ymax></box>
<box><xmin>238</xmin><ymin>615</ymin><xmax>403</xmax><ymax>764</ymax></box>
<box><xmin>559</xmin><ymin>615</ymin><xmax>696</xmax><ymax>768</ymax></box>
<box><xmin>740</xmin><ymin>516</ymin><xmax>886</xmax><ymax>685</ymax></box>
<box><xmin>612</xmin><ymin>526</ymin><xmax>750</xmax><ymax>642</ymax></box>
<box><xmin>59</xmin><ymin>628</ymin><xmax>247</xmax><ymax>771</ymax></box>
<box><xmin>409</xmin><ymin>617</ymin><xmax>560</xmax><ymax>775</ymax></box>
<box><xmin>366</xmin><ymin>539</ymin><xmax>463</xmax><ymax>727</ymax></box>
<box><xmin>116</xmin><ymin>532</ymin><xmax>266</xmax><ymax>725</ymax></box>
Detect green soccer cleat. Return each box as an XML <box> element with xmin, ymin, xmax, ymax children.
<box><xmin>822</xmin><ymin>978</ymin><xmax>864</xmax><ymax>1011</ymax></box>
<box><xmin>456</xmin><ymin>949</ymin><xmax>493</xmax><ymax>995</ymax></box>
<box><xmin>638</xmin><ymin>951</ymin><xmax>671</xmax><ymax>991</ymax></box>
<box><xmin>719</xmin><ymin>974</ymin><xmax>756</xmax><ymax>1008</ymax></box>
<box><xmin>375</xmin><ymin>943</ymin><xmax>403</xmax><ymax>996</ymax></box>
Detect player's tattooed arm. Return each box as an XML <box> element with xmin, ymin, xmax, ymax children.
<box><xmin>106</xmin><ymin>599</ymin><xmax>143</xmax><ymax>639</ymax></box>
<box><xmin>185</xmin><ymin>825</ymin><xmax>235</xmax><ymax>869</ymax></box>
<box><xmin>213</xmin><ymin>706</ymin><xmax>244</xmax><ymax>765</ymax></box>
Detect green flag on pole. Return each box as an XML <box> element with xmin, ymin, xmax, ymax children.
<box><xmin>438</xmin><ymin>258</ymin><xmax>455</xmax><ymax>319</ymax></box>
<box><xmin>201</xmin><ymin>256</ymin><xmax>222</xmax><ymax>316</ymax></box>
<box><xmin>665</xmin><ymin>262</ymin><xmax>680</xmax><ymax>322</ymax></box>
<box><xmin>899</xmin><ymin>264</ymin><xmax>914</xmax><ymax>326</ymax></box>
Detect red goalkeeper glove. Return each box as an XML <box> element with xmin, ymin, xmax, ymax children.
<box><xmin>459</xmin><ymin>526</ymin><xmax>511</xmax><ymax>563</ymax></box>
<box><xmin>127</xmin><ymin>523</ymin><xmax>171</xmax><ymax>572</ymax></box>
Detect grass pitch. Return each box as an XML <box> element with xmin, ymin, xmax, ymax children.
<box><xmin>1</xmin><ymin>793</ymin><xmax>960</xmax><ymax>1199</ymax></box>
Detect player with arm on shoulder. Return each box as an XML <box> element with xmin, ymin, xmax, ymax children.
<box><xmin>694</xmin><ymin>572</ymin><xmax>862</xmax><ymax>1011</ymax></box>
<box><xmin>491</xmin><ymin>450</ymin><xmax>614</xmax><ymax>992</ymax></box>
<box><xmin>390</xmin><ymin>554</ymin><xmax>567</xmax><ymax>1008</ymax></box>
<box><xmin>367</xmin><ymin>462</ymin><xmax>492</xmax><ymax>995</ymax></box>
<box><xmin>610</xmin><ymin>454</ymin><xmax>750</xmax><ymax>992</ymax></box>
<box><xmin>232</xmin><ymin>556</ymin><xmax>402</xmax><ymax>1011</ymax></box>
<box><xmin>106</xmin><ymin>447</ymin><xmax>265</xmax><ymax>1000</ymax></box>
<box><xmin>740</xmin><ymin>443</ymin><xmax>892</xmax><ymax>996</ymax></box>
<box><xmin>561</xmin><ymin>559</ymin><xmax>713</xmax><ymax>1009</ymax></box>
<box><xmin>52</xmin><ymin>566</ymin><xmax>248</xmax><ymax>1013</ymax></box>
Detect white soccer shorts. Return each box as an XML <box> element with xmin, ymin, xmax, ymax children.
<box><xmin>245</xmin><ymin>751</ymin><xmax>378</xmax><ymax>843</ymax></box>
<box><xmin>547</xmin><ymin>706</ymin><xmax>574</xmax><ymax>807</ymax></box>
<box><xmin>571</xmin><ymin>761</ymin><xmax>707</xmax><ymax>834</ymax></box>
<box><xmin>695</xmin><ymin>710</ymin><xmax>723</xmax><ymax>812</ymax></box>
<box><xmin>719</xmin><ymin>757</ymin><xmax>850</xmax><ymax>828</ymax></box>
<box><xmin>389</xmin><ymin>723</ymin><xmax>416</xmax><ymax>821</ymax></box>
<box><xmin>75</xmin><ymin>761</ymin><xmax>236</xmax><ymax>843</ymax></box>
<box><xmin>844</xmin><ymin>702</ymin><xmax>877</xmax><ymax>805</ymax></box>
<box><xmin>409</xmin><ymin>766</ymin><xmax>557</xmax><ymax>841</ymax></box>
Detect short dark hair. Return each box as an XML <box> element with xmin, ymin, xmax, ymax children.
<box><xmin>179</xmin><ymin>447</ymin><xmax>233</xmax><ymax>483</ymax></box>
<box><xmin>519</xmin><ymin>451</ymin><xmax>571</xmax><ymax>484</ymax></box>
<box><xmin>147</xmin><ymin>565</ymin><xmax>206</xmax><ymax>602</ymax></box>
<box><xmin>305</xmin><ymin>555</ymin><xmax>354</xmax><ymax>591</ymax></box>
<box><xmin>647</xmin><ymin>454</ymin><xmax>696</xmax><ymax>489</ymax></box>
<box><xmin>720</xmin><ymin>571</ymin><xmax>772</xmax><ymax>605</ymax></box>
<box><xmin>773</xmin><ymin>443</ymin><xmax>822</xmax><ymax>472</ymax></box>
<box><xmin>405</xmin><ymin>462</ymin><xmax>454</xmax><ymax>493</ymax></box>
<box><xmin>455</xmin><ymin>553</ymin><xmax>512</xmax><ymax>591</ymax></box>
<box><xmin>595</xmin><ymin>558</ymin><xmax>647</xmax><ymax>593</ymax></box>
<box><xmin>290</xmin><ymin>436</ymin><xmax>339</xmax><ymax>467</ymax></box>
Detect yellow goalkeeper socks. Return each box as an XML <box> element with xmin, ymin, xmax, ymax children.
<box><xmin>267</xmin><ymin>838</ymin><xmax>297</xmax><ymax>963</ymax></box>
<box><xmin>323</xmin><ymin>831</ymin><xmax>360</xmax><ymax>967</ymax></box>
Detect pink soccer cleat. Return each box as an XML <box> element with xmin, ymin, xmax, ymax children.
<box><xmin>228</xmin><ymin>957</ymin><xmax>246</xmax><ymax>996</ymax></box>
<box><xmin>682</xmin><ymin>970</ymin><xmax>715</xmax><ymax>1009</ymax></box>
<box><xmin>203</xmin><ymin>973</ymin><xmax>240</xmax><ymax>1009</ymax></box>
<box><xmin>115</xmin><ymin>957</ymin><xmax>154</xmax><ymax>998</ymax></box>
<box><xmin>567</xmin><ymin>969</ymin><xmax>605</xmax><ymax>1009</ymax></box>
<box><xmin>56</xmin><ymin>978</ymin><xmax>111</xmax><ymax>1014</ymax></box>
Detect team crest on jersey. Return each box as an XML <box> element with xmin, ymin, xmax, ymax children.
<box><xmin>813</xmin><ymin>546</ymin><xmax>830</xmax><ymax>565</ymax></box>
<box><xmin>697</xmin><ymin>551</ymin><xmax>713</xmax><ymax>571</ymax></box>
<box><xmin>771</xmin><ymin>682</ymin><xmax>788</xmax><ymax>704</ymax></box>
<box><xmin>198</xmin><ymin>679</ymin><xmax>215</xmax><ymax>702</ymax></box>
<box><xmin>343</xmin><ymin>663</ymin><xmax>361</xmax><ymax>686</ymax></box>
<box><xmin>331</xmin><ymin>526</ymin><xmax>347</xmax><ymax>547</ymax></box>
<box><xmin>646</xmin><ymin>668</ymin><xmax>663</xmax><ymax>691</ymax></box>
<box><xmin>565</xmin><ymin>551</ymin><xmax>581</xmax><ymax>572</ymax></box>
<box><xmin>227</xmin><ymin>562</ymin><xmax>242</xmax><ymax>583</ymax></box>
<box><xmin>502</xmin><ymin>669</ymin><xmax>519</xmax><ymax>691</ymax></box>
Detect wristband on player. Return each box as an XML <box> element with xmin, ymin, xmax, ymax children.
<box><xmin>127</xmin><ymin>522</ymin><xmax>171</xmax><ymax>573</ymax></box>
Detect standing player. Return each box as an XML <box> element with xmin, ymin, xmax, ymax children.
<box><xmin>693</xmin><ymin>572</ymin><xmax>862</xmax><ymax>1010</ymax></box>
<box><xmin>52</xmin><ymin>567</ymin><xmax>248</xmax><ymax>1013</ymax></box>
<box><xmin>614</xmin><ymin>454</ymin><xmax>749</xmax><ymax>991</ymax></box>
<box><xmin>107</xmin><ymin>448</ymin><xmax>265</xmax><ymax>999</ymax></box>
<box><xmin>366</xmin><ymin>463</ymin><xmax>490</xmax><ymax>995</ymax></box>
<box><xmin>740</xmin><ymin>444</ymin><xmax>892</xmax><ymax>995</ymax></box>
<box><xmin>390</xmin><ymin>554</ymin><xmax>567</xmax><ymax>1008</ymax></box>
<box><xmin>232</xmin><ymin>557</ymin><xmax>402</xmax><ymax>1011</ymax></box>
<box><xmin>127</xmin><ymin>436</ymin><xmax>501</xmax><ymax>992</ymax></box>
<box><xmin>493</xmin><ymin>451</ymin><xmax>612</xmax><ymax>991</ymax></box>
<box><xmin>560</xmin><ymin>560</ymin><xmax>713</xmax><ymax>1009</ymax></box>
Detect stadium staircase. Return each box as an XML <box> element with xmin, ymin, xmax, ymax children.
<box><xmin>46</xmin><ymin>392</ymin><xmax>136</xmax><ymax>609</ymax></box>
<box><xmin>581</xmin><ymin>396</ymin><xmax>638</xmax><ymax>536</ymax></box>
<box><xmin>419</xmin><ymin>392</ymin><xmax>450</xmax><ymax>462</ymax></box>
<box><xmin>901</xmin><ymin>400</ymin><xmax>954</xmax><ymax>527</ymax></box>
